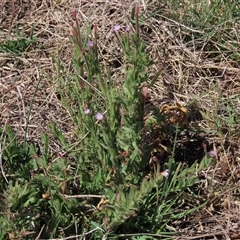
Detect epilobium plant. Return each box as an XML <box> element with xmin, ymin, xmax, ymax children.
<box><xmin>53</xmin><ymin>5</ymin><xmax>213</xmax><ymax>238</ymax></box>
<box><xmin>0</xmin><ymin>4</ymin><xmax>214</xmax><ymax>240</ymax></box>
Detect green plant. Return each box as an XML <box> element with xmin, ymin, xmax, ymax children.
<box><xmin>0</xmin><ymin>24</ymin><xmax>36</xmax><ymax>54</ymax></box>
<box><xmin>0</xmin><ymin>128</ymin><xmax>84</xmax><ymax>239</ymax></box>
<box><xmin>0</xmin><ymin>4</ymin><xmax>218</xmax><ymax>239</ymax></box>
<box><xmin>199</xmin><ymin>87</ymin><xmax>240</xmax><ymax>138</ymax></box>
<box><xmin>0</xmin><ymin>126</ymin><xmax>39</xmax><ymax>239</ymax></box>
<box><xmin>52</xmin><ymin>5</ymin><xmax>213</xmax><ymax>238</ymax></box>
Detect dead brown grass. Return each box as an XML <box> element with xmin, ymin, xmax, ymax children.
<box><xmin>1</xmin><ymin>0</ymin><xmax>240</xmax><ymax>239</ymax></box>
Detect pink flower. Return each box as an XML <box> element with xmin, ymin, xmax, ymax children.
<box><xmin>84</xmin><ymin>109</ymin><xmax>91</xmax><ymax>114</ymax></box>
<box><xmin>87</xmin><ymin>39</ymin><xmax>94</xmax><ymax>47</ymax></box>
<box><xmin>209</xmin><ymin>150</ymin><xmax>216</xmax><ymax>158</ymax></box>
<box><xmin>95</xmin><ymin>112</ymin><xmax>103</xmax><ymax>120</ymax></box>
<box><xmin>126</xmin><ymin>26</ymin><xmax>130</xmax><ymax>33</ymax></box>
<box><xmin>111</xmin><ymin>25</ymin><xmax>121</xmax><ymax>33</ymax></box>
<box><xmin>152</xmin><ymin>156</ymin><xmax>157</xmax><ymax>162</ymax></box>
<box><xmin>57</xmin><ymin>152</ymin><xmax>63</xmax><ymax>157</ymax></box>
<box><xmin>159</xmin><ymin>169</ymin><xmax>169</xmax><ymax>178</ymax></box>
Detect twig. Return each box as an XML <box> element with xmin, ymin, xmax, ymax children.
<box><xmin>16</xmin><ymin>85</ymin><xmax>26</xmax><ymax>127</ymax></box>
<box><xmin>0</xmin><ymin>140</ymin><xmax>9</xmax><ymax>185</ymax></box>
<box><xmin>52</xmin><ymin>132</ymin><xmax>89</xmax><ymax>163</ymax></box>
<box><xmin>39</xmin><ymin>221</ymin><xmax>105</xmax><ymax>240</ymax></box>
<box><xmin>159</xmin><ymin>15</ymin><xmax>205</xmax><ymax>34</ymax></box>
<box><xmin>35</xmin><ymin>224</ymin><xmax>45</xmax><ymax>240</ymax></box>
<box><xmin>62</xmin><ymin>194</ymin><xmax>105</xmax><ymax>199</ymax></box>
<box><xmin>24</xmin><ymin>66</ymin><xmax>41</xmax><ymax>144</ymax></box>
<box><xmin>175</xmin><ymin>230</ymin><xmax>225</xmax><ymax>239</ymax></box>
<box><xmin>117</xmin><ymin>232</ymin><xmax>177</xmax><ymax>238</ymax></box>
<box><xmin>52</xmin><ymin>109</ymin><xmax>107</xmax><ymax>163</ymax></box>
<box><xmin>77</xmin><ymin>74</ymin><xmax>106</xmax><ymax>101</ymax></box>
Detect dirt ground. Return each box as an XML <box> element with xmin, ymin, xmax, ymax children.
<box><xmin>1</xmin><ymin>0</ymin><xmax>240</xmax><ymax>239</ymax></box>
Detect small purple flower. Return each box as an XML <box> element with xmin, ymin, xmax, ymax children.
<box><xmin>152</xmin><ymin>156</ymin><xmax>157</xmax><ymax>162</ymax></box>
<box><xmin>84</xmin><ymin>108</ymin><xmax>91</xmax><ymax>114</ymax></box>
<box><xmin>126</xmin><ymin>26</ymin><xmax>130</xmax><ymax>33</ymax></box>
<box><xmin>87</xmin><ymin>39</ymin><xmax>94</xmax><ymax>47</ymax></box>
<box><xmin>57</xmin><ymin>152</ymin><xmax>63</xmax><ymax>157</ymax></box>
<box><xmin>111</xmin><ymin>25</ymin><xmax>121</xmax><ymax>33</ymax></box>
<box><xmin>209</xmin><ymin>150</ymin><xmax>216</xmax><ymax>158</ymax></box>
<box><xmin>160</xmin><ymin>169</ymin><xmax>169</xmax><ymax>178</ymax></box>
<box><xmin>95</xmin><ymin>112</ymin><xmax>103</xmax><ymax>120</ymax></box>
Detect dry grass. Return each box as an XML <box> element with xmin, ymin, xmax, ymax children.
<box><xmin>1</xmin><ymin>0</ymin><xmax>240</xmax><ymax>239</ymax></box>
